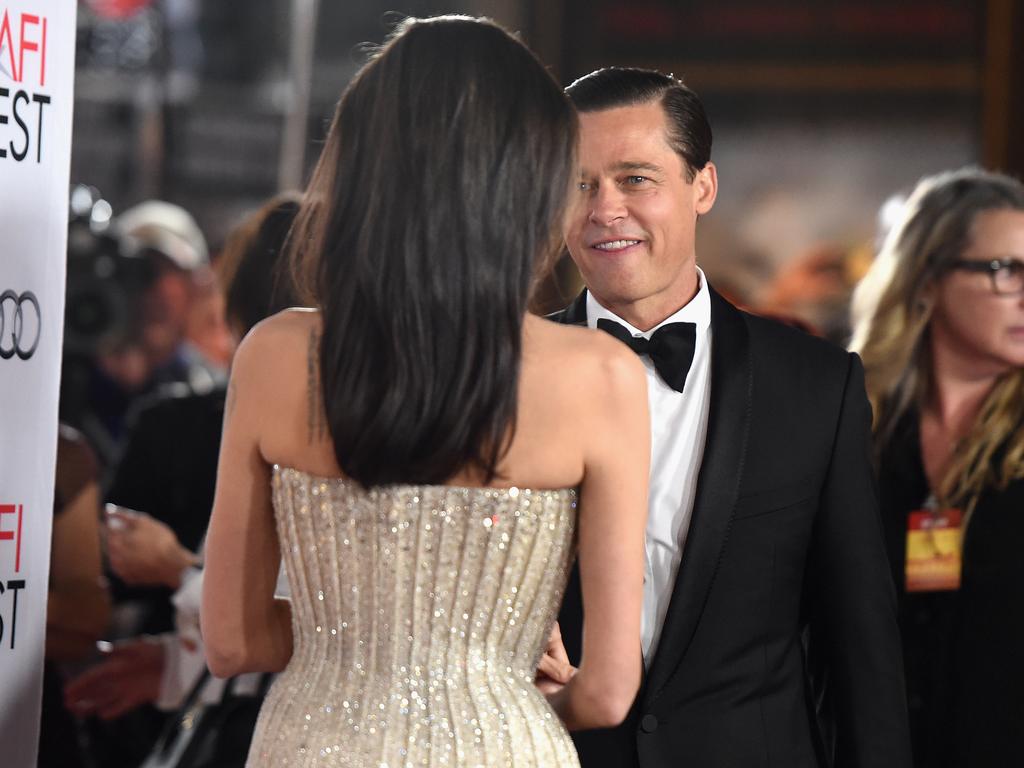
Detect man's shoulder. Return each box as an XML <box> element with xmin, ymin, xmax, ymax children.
<box><xmin>544</xmin><ymin>290</ymin><xmax>588</xmax><ymax>326</ymax></box>
<box><xmin>123</xmin><ymin>384</ymin><xmax>228</xmax><ymax>449</ymax></box>
<box><xmin>544</xmin><ymin>306</ymin><xmax>569</xmax><ymax>324</ymax></box>
<box><xmin>137</xmin><ymin>382</ymin><xmax>228</xmax><ymax>422</ymax></box>
<box><xmin>726</xmin><ymin>299</ymin><xmax>851</xmax><ymax>373</ymax></box>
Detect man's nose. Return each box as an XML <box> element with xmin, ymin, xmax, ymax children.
<box><xmin>588</xmin><ymin>186</ymin><xmax>627</xmax><ymax>226</ymax></box>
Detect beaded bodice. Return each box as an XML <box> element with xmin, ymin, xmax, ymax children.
<box><xmin>246</xmin><ymin>466</ymin><xmax>579</xmax><ymax>767</ymax></box>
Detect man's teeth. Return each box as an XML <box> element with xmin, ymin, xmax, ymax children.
<box><xmin>594</xmin><ymin>240</ymin><xmax>640</xmax><ymax>251</ymax></box>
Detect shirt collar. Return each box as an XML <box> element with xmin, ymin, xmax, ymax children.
<box><xmin>585</xmin><ymin>266</ymin><xmax>712</xmax><ymax>339</ymax></box>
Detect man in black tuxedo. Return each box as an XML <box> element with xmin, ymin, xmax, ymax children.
<box><xmin>547</xmin><ymin>68</ymin><xmax>911</xmax><ymax>767</ymax></box>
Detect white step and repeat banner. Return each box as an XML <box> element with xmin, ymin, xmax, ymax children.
<box><xmin>0</xmin><ymin>1</ymin><xmax>76</xmax><ymax>765</ymax></box>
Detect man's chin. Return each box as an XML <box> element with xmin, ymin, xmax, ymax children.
<box><xmin>584</xmin><ymin>284</ymin><xmax>649</xmax><ymax>310</ymax></box>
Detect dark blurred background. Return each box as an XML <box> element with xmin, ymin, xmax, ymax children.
<box><xmin>71</xmin><ymin>0</ymin><xmax>1024</xmax><ymax>329</ymax></box>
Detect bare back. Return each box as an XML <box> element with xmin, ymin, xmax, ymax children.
<box><xmin>248</xmin><ymin>308</ymin><xmax>628</xmax><ymax>491</ymax></box>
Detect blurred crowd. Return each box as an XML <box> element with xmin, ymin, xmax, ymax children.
<box><xmin>49</xmin><ymin>188</ymin><xmax>300</xmax><ymax>767</ymax></box>
<box><xmin>45</xmin><ymin>163</ymin><xmax>1024</xmax><ymax>767</ymax></box>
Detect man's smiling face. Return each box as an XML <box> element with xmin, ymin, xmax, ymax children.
<box><xmin>563</xmin><ymin>99</ymin><xmax>716</xmax><ymax>326</ymax></box>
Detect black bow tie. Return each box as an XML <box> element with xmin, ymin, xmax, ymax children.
<box><xmin>597</xmin><ymin>318</ymin><xmax>696</xmax><ymax>393</ymax></box>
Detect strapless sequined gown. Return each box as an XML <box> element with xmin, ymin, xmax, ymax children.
<box><xmin>246</xmin><ymin>466</ymin><xmax>580</xmax><ymax>767</ymax></box>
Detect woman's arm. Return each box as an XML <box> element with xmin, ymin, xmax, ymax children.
<box><xmin>547</xmin><ymin>340</ymin><xmax>649</xmax><ymax>730</ymax></box>
<box><xmin>47</xmin><ymin>481</ymin><xmax>111</xmax><ymax>661</ymax></box>
<box><xmin>201</xmin><ymin>326</ymin><xmax>292</xmax><ymax>678</ymax></box>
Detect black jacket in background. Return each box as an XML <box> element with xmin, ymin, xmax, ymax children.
<box><xmin>106</xmin><ymin>384</ymin><xmax>225</xmax><ymax>634</ymax></box>
<box><xmin>879</xmin><ymin>411</ymin><xmax>1024</xmax><ymax>768</ymax></box>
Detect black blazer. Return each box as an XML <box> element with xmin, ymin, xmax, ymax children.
<box><xmin>106</xmin><ymin>385</ymin><xmax>226</xmax><ymax>634</ymax></box>
<box><xmin>878</xmin><ymin>411</ymin><xmax>1024</xmax><ymax>768</ymax></box>
<box><xmin>553</xmin><ymin>288</ymin><xmax>911</xmax><ymax>768</ymax></box>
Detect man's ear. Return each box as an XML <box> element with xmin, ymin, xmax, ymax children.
<box><xmin>694</xmin><ymin>161</ymin><xmax>717</xmax><ymax>215</ymax></box>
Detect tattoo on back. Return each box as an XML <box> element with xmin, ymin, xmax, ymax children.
<box><xmin>226</xmin><ymin>380</ymin><xmax>238</xmax><ymax>420</ymax></box>
<box><xmin>307</xmin><ymin>328</ymin><xmax>327</xmax><ymax>444</ymax></box>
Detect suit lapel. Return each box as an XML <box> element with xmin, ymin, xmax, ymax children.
<box><xmin>642</xmin><ymin>287</ymin><xmax>754</xmax><ymax>703</ymax></box>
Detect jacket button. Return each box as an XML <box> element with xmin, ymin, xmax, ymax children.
<box><xmin>640</xmin><ymin>714</ymin><xmax>658</xmax><ymax>733</ymax></box>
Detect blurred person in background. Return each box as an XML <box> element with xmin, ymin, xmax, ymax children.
<box><xmin>64</xmin><ymin>192</ymin><xmax>301</xmax><ymax>768</ymax></box>
<box><xmin>117</xmin><ymin>199</ymin><xmax>226</xmax><ymax>392</ymax></box>
<box><xmin>756</xmin><ymin>242</ymin><xmax>873</xmax><ymax>344</ymax></box>
<box><xmin>39</xmin><ymin>425</ymin><xmax>111</xmax><ymax>768</ymax></box>
<box><xmin>184</xmin><ymin>267</ymin><xmax>235</xmax><ymax>372</ymax></box>
<box><xmin>103</xmin><ymin>193</ymin><xmax>302</xmax><ymax>620</ymax></box>
<box><xmin>60</xmin><ymin>191</ymin><xmax>225</xmax><ymax>470</ymax></box>
<box><xmin>850</xmin><ymin>166</ymin><xmax>1024</xmax><ymax>768</ymax></box>
<box><xmin>63</xmin><ymin>200</ymin><xmax>238</xmax><ymax>724</ymax></box>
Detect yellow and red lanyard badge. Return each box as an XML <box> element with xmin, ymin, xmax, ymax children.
<box><xmin>905</xmin><ymin>496</ymin><xmax>963</xmax><ymax>592</ymax></box>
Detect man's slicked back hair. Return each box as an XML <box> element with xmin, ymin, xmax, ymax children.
<box><xmin>566</xmin><ymin>67</ymin><xmax>712</xmax><ymax>181</ymax></box>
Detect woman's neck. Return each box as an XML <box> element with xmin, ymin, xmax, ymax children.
<box><xmin>925</xmin><ymin>331</ymin><xmax>1003</xmax><ymax>434</ymax></box>
<box><xmin>918</xmin><ymin>333</ymin><xmax>1003</xmax><ymax>494</ymax></box>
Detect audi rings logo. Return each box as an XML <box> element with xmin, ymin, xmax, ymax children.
<box><xmin>0</xmin><ymin>291</ymin><xmax>41</xmax><ymax>361</ymax></box>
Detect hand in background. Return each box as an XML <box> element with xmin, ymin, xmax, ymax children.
<box><xmin>105</xmin><ymin>505</ymin><xmax>199</xmax><ymax>589</ymax></box>
<box><xmin>64</xmin><ymin>637</ymin><xmax>166</xmax><ymax>720</ymax></box>
<box><xmin>535</xmin><ymin>621</ymin><xmax>576</xmax><ymax>696</ymax></box>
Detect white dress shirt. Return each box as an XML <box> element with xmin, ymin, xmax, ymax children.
<box><xmin>586</xmin><ymin>267</ymin><xmax>712</xmax><ymax>663</ymax></box>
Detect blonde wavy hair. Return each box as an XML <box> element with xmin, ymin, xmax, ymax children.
<box><xmin>850</xmin><ymin>167</ymin><xmax>1024</xmax><ymax>519</ymax></box>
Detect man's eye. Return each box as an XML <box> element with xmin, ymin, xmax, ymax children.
<box><xmin>625</xmin><ymin>176</ymin><xmax>648</xmax><ymax>185</ymax></box>
<box><xmin>578</xmin><ymin>181</ymin><xmax>594</xmax><ymax>192</ymax></box>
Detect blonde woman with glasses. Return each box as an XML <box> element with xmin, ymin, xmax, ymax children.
<box><xmin>851</xmin><ymin>166</ymin><xmax>1024</xmax><ymax>768</ymax></box>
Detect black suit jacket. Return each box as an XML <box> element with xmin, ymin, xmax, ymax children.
<box><xmin>106</xmin><ymin>384</ymin><xmax>226</xmax><ymax>634</ymax></box>
<box><xmin>553</xmin><ymin>288</ymin><xmax>911</xmax><ymax>768</ymax></box>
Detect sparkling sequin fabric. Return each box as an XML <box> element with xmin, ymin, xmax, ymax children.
<box><xmin>246</xmin><ymin>466</ymin><xmax>580</xmax><ymax>767</ymax></box>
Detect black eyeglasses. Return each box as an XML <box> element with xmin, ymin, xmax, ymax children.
<box><xmin>948</xmin><ymin>258</ymin><xmax>1024</xmax><ymax>295</ymax></box>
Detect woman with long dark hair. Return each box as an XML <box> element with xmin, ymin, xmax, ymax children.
<box><xmin>851</xmin><ymin>167</ymin><xmax>1024</xmax><ymax>766</ymax></box>
<box><xmin>201</xmin><ymin>16</ymin><xmax>649</xmax><ymax>766</ymax></box>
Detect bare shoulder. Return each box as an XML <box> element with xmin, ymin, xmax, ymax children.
<box><xmin>525</xmin><ymin>314</ymin><xmax>646</xmax><ymax>403</ymax></box>
<box><xmin>241</xmin><ymin>307</ymin><xmax>320</xmax><ymax>348</ymax></box>
<box><xmin>226</xmin><ymin>307</ymin><xmax>330</xmax><ymax>458</ymax></box>
<box><xmin>233</xmin><ymin>308</ymin><xmax>320</xmax><ymax>369</ymax></box>
<box><xmin>227</xmin><ymin>308</ymin><xmax>320</xmax><ymax>408</ymax></box>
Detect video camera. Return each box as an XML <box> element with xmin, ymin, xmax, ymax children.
<box><xmin>64</xmin><ymin>184</ymin><xmax>155</xmax><ymax>357</ymax></box>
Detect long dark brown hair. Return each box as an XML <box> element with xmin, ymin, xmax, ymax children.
<box><xmin>290</xmin><ymin>16</ymin><xmax>578</xmax><ymax>486</ymax></box>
